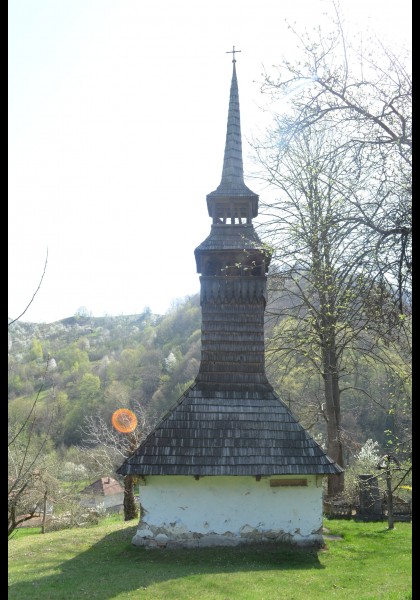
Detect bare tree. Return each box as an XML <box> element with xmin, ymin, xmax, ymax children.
<box><xmin>8</xmin><ymin>358</ymin><xmax>59</xmax><ymax>537</ymax></box>
<box><xmin>250</xmin><ymin>5</ymin><xmax>411</xmax><ymax>496</ymax></box>
<box><xmin>80</xmin><ymin>403</ymin><xmax>157</xmax><ymax>521</ymax></box>
<box><xmin>8</xmin><ymin>252</ymin><xmax>62</xmax><ymax>537</ymax></box>
<box><xmin>8</xmin><ymin>249</ymin><xmax>48</xmax><ymax>326</ymax></box>
<box><xmin>254</xmin><ymin>2</ymin><xmax>411</xmax><ymax>316</ymax></box>
<box><xmin>254</xmin><ymin>121</ymin><xmax>410</xmax><ymax>497</ymax></box>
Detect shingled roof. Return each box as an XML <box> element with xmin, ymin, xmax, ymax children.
<box><xmin>117</xmin><ymin>53</ymin><xmax>343</xmax><ymax>480</ymax></box>
<box><xmin>117</xmin><ymin>384</ymin><xmax>342</xmax><ymax>476</ymax></box>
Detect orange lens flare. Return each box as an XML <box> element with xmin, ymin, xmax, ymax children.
<box><xmin>111</xmin><ymin>408</ymin><xmax>137</xmax><ymax>433</ymax></box>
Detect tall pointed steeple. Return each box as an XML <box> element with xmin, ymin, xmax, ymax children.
<box><xmin>206</xmin><ymin>49</ymin><xmax>258</xmax><ymax>224</ymax></box>
<box><xmin>218</xmin><ymin>59</ymin><xmax>250</xmax><ymax>192</ymax></box>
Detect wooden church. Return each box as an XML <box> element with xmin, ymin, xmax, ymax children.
<box><xmin>117</xmin><ymin>51</ymin><xmax>343</xmax><ymax>548</ymax></box>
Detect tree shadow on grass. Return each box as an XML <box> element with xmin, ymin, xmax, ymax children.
<box><xmin>9</xmin><ymin>525</ymin><xmax>325</xmax><ymax>599</ymax></box>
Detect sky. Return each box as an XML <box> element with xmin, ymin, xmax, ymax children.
<box><xmin>8</xmin><ymin>0</ymin><xmax>411</xmax><ymax>324</ymax></box>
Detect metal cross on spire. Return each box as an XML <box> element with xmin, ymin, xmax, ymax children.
<box><xmin>226</xmin><ymin>46</ymin><xmax>241</xmax><ymax>63</ymax></box>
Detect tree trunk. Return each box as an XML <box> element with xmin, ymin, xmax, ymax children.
<box><xmin>385</xmin><ymin>458</ymin><xmax>395</xmax><ymax>530</ymax></box>
<box><xmin>323</xmin><ymin>347</ymin><xmax>345</xmax><ymax>498</ymax></box>
<box><xmin>8</xmin><ymin>505</ymin><xmax>16</xmax><ymax>537</ymax></box>
<box><xmin>123</xmin><ymin>474</ymin><xmax>138</xmax><ymax>521</ymax></box>
<box><xmin>41</xmin><ymin>490</ymin><xmax>48</xmax><ymax>534</ymax></box>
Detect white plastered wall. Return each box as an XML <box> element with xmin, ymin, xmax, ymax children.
<box><xmin>133</xmin><ymin>474</ymin><xmax>325</xmax><ymax>548</ymax></box>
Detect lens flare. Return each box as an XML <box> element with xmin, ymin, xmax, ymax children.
<box><xmin>111</xmin><ymin>408</ymin><xmax>137</xmax><ymax>433</ymax></box>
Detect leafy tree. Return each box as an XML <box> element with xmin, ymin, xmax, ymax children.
<box><xmin>28</xmin><ymin>338</ymin><xmax>43</xmax><ymax>361</ymax></box>
<box><xmin>78</xmin><ymin>373</ymin><xmax>101</xmax><ymax>405</ymax></box>
<box><xmin>138</xmin><ymin>349</ymin><xmax>164</xmax><ymax>400</ymax></box>
<box><xmin>115</xmin><ymin>348</ymin><xmax>144</xmax><ymax>391</ymax></box>
<box><xmin>56</xmin><ymin>344</ymin><xmax>90</xmax><ymax>386</ymax></box>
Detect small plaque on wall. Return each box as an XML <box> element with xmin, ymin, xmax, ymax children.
<box><xmin>270</xmin><ymin>479</ymin><xmax>307</xmax><ymax>487</ymax></box>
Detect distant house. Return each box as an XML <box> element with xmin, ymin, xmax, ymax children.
<box><xmin>80</xmin><ymin>477</ymin><xmax>124</xmax><ymax>513</ymax></box>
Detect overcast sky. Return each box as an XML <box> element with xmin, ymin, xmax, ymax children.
<box><xmin>8</xmin><ymin>0</ymin><xmax>411</xmax><ymax>323</ymax></box>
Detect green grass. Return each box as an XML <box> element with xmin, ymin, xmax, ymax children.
<box><xmin>8</xmin><ymin>517</ymin><xmax>412</xmax><ymax>599</ymax></box>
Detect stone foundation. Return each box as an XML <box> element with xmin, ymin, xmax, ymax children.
<box><xmin>132</xmin><ymin>522</ymin><xmax>323</xmax><ymax>549</ymax></box>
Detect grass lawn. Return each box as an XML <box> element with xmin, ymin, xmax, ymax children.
<box><xmin>8</xmin><ymin>517</ymin><xmax>412</xmax><ymax>599</ymax></box>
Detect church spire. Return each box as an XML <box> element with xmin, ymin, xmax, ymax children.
<box><xmin>219</xmin><ymin>48</ymin><xmax>245</xmax><ymax>190</ymax></box>
<box><xmin>206</xmin><ymin>48</ymin><xmax>259</xmax><ymax>224</ymax></box>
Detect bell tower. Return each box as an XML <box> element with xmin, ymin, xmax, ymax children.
<box><xmin>194</xmin><ymin>48</ymin><xmax>273</xmax><ymax>394</ymax></box>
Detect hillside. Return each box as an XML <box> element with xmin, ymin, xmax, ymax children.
<box><xmin>8</xmin><ymin>289</ymin><xmax>410</xmax><ymax>462</ymax></box>
<box><xmin>8</xmin><ymin>295</ymin><xmax>202</xmax><ymax>447</ymax></box>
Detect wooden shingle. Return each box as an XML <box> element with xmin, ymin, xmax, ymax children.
<box><xmin>118</xmin><ymin>386</ymin><xmax>342</xmax><ymax>477</ymax></box>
